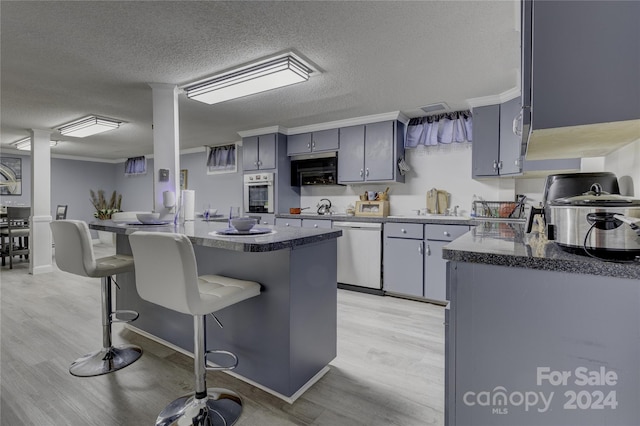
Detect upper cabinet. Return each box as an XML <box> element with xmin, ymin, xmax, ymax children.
<box><xmin>287</xmin><ymin>129</ymin><xmax>339</xmax><ymax>156</ymax></box>
<box><xmin>338</xmin><ymin>121</ymin><xmax>405</xmax><ymax>184</ymax></box>
<box><xmin>520</xmin><ymin>0</ymin><xmax>640</xmax><ymax>158</ymax></box>
<box><xmin>473</xmin><ymin>97</ymin><xmax>581</xmax><ymax>178</ymax></box>
<box><xmin>243</xmin><ymin>133</ymin><xmax>277</xmax><ymax>171</ymax></box>
<box><xmin>472</xmin><ymin>98</ymin><xmax>522</xmax><ymax>178</ymax></box>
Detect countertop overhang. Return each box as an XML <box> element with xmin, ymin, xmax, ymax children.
<box><xmin>443</xmin><ymin>222</ymin><xmax>640</xmax><ymax>280</ymax></box>
<box><xmin>90</xmin><ymin>220</ymin><xmax>341</xmax><ymax>253</ymax></box>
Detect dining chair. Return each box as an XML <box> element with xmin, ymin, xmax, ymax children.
<box><xmin>0</xmin><ymin>206</ymin><xmax>30</xmax><ymax>268</ymax></box>
<box><xmin>55</xmin><ymin>205</ymin><xmax>68</xmax><ymax>220</ymax></box>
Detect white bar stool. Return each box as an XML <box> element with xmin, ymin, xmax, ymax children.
<box><xmin>50</xmin><ymin>220</ymin><xmax>142</xmax><ymax>376</ymax></box>
<box><xmin>129</xmin><ymin>231</ymin><xmax>261</xmax><ymax>426</ymax></box>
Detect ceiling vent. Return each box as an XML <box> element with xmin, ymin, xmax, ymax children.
<box><xmin>420</xmin><ymin>102</ymin><xmax>449</xmax><ymax>114</ymax></box>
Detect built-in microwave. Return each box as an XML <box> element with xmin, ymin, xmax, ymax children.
<box><xmin>290</xmin><ymin>153</ymin><xmax>340</xmax><ymax>186</ymax></box>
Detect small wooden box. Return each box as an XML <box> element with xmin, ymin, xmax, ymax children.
<box><xmin>355</xmin><ymin>200</ymin><xmax>389</xmax><ymax>217</ymax></box>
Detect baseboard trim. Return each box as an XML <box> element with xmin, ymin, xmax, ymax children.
<box><xmin>124</xmin><ymin>324</ymin><xmax>329</xmax><ymax>404</ymax></box>
<box><xmin>338</xmin><ymin>282</ymin><xmax>384</xmax><ymax>296</ymax></box>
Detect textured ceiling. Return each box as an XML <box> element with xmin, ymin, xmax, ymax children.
<box><xmin>0</xmin><ymin>1</ymin><xmax>519</xmax><ymax>160</ymax></box>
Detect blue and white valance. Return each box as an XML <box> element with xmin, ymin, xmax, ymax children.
<box><xmin>207</xmin><ymin>144</ymin><xmax>237</xmax><ymax>174</ymax></box>
<box><xmin>405</xmin><ymin>110</ymin><xmax>472</xmax><ymax>148</ymax></box>
<box><xmin>124</xmin><ymin>156</ymin><xmax>147</xmax><ymax>175</ymax></box>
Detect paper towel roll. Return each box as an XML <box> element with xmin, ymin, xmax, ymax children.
<box><xmin>181</xmin><ymin>190</ymin><xmax>195</xmax><ymax>221</ymax></box>
<box><xmin>163</xmin><ymin>190</ymin><xmax>176</xmax><ymax>208</ymax></box>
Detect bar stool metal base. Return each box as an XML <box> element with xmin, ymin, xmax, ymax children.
<box><xmin>156</xmin><ymin>388</ymin><xmax>242</xmax><ymax>426</ymax></box>
<box><xmin>69</xmin><ymin>344</ymin><xmax>142</xmax><ymax>377</ymax></box>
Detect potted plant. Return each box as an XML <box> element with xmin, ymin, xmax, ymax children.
<box><xmin>90</xmin><ymin>189</ymin><xmax>122</xmax><ymax>220</ymax></box>
<box><xmin>90</xmin><ymin>190</ymin><xmax>121</xmax><ymax>245</ymax></box>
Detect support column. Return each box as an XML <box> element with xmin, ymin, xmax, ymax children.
<box><xmin>149</xmin><ymin>84</ymin><xmax>180</xmax><ymax>218</ymax></box>
<box><xmin>29</xmin><ymin>129</ymin><xmax>53</xmax><ymax>275</ymax></box>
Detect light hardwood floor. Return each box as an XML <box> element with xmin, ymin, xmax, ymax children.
<box><xmin>0</xmin><ymin>243</ymin><xmax>444</xmax><ymax>425</ymax></box>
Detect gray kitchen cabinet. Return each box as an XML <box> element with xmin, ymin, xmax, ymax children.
<box><xmin>383</xmin><ymin>222</ymin><xmax>470</xmax><ymax>302</ymax></box>
<box><xmin>275</xmin><ymin>218</ymin><xmax>301</xmax><ymax>227</ymax></box>
<box><xmin>528</xmin><ymin>0</ymin><xmax>640</xmax><ymax>131</ymax></box>
<box><xmin>338</xmin><ymin>121</ymin><xmax>405</xmax><ymax>184</ymax></box>
<box><xmin>243</xmin><ymin>133</ymin><xmax>277</xmax><ymax>171</ymax></box>
<box><xmin>472</xmin><ymin>97</ymin><xmax>522</xmax><ymax>178</ymax></box>
<box><xmin>424</xmin><ymin>224</ymin><xmax>470</xmax><ymax>302</ymax></box>
<box><xmin>287</xmin><ymin>129</ymin><xmax>339</xmax><ymax>156</ymax></box>
<box><xmin>383</xmin><ymin>223</ymin><xmax>424</xmax><ymax>297</ymax></box>
<box><xmin>302</xmin><ymin>218</ymin><xmax>332</xmax><ymax>229</ymax></box>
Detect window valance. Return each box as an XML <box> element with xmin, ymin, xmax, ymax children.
<box><xmin>124</xmin><ymin>156</ymin><xmax>146</xmax><ymax>175</ymax></box>
<box><xmin>405</xmin><ymin>110</ymin><xmax>472</xmax><ymax>148</ymax></box>
<box><xmin>207</xmin><ymin>143</ymin><xmax>237</xmax><ymax>174</ymax></box>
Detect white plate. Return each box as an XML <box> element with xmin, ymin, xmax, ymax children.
<box><xmin>212</xmin><ymin>227</ymin><xmax>274</xmax><ymax>236</ymax></box>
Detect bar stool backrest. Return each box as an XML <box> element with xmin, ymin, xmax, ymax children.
<box><xmin>50</xmin><ymin>220</ymin><xmax>97</xmax><ymax>277</ymax></box>
<box><xmin>129</xmin><ymin>231</ymin><xmax>201</xmax><ymax>315</ymax></box>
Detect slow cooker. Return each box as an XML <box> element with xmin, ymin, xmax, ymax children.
<box><xmin>549</xmin><ymin>183</ymin><xmax>640</xmax><ymax>260</ymax></box>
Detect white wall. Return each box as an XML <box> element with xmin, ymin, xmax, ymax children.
<box><xmin>605</xmin><ymin>139</ymin><xmax>640</xmax><ymax>197</ymax></box>
<box><xmin>301</xmin><ymin>143</ymin><xmax>513</xmax><ymax>216</ymax></box>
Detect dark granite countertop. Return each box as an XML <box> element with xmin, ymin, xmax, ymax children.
<box><xmin>443</xmin><ymin>222</ymin><xmax>640</xmax><ymax>279</ymax></box>
<box><xmin>90</xmin><ymin>220</ymin><xmax>341</xmax><ymax>253</ymax></box>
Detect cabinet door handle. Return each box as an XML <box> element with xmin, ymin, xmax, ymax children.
<box><xmin>258</xmin><ymin>160</ymin><xmax>262</xmax><ymax>166</ymax></box>
<box><xmin>444</xmin><ymin>231</ymin><xmax>450</xmax><ymax>237</ymax></box>
<box><xmin>312</xmin><ymin>141</ymin><xmax>315</xmax><ymax>149</ymax></box>
<box><xmin>254</xmin><ymin>161</ymin><xmax>258</xmax><ymax>166</ymax></box>
<box><xmin>360</xmin><ymin>169</ymin><xmax>364</xmax><ymax>177</ymax></box>
<box><xmin>285</xmin><ymin>223</ymin><xmax>290</xmax><ymax>227</ymax></box>
<box><xmin>418</xmin><ymin>242</ymin><xmax>424</xmax><ymax>255</ymax></box>
<box><xmin>513</xmin><ymin>110</ymin><xmax>523</xmax><ymax>136</ymax></box>
<box><xmin>307</xmin><ymin>142</ymin><xmax>311</xmax><ymax>149</ymax></box>
<box><xmin>365</xmin><ymin>168</ymin><xmax>369</xmax><ymax>177</ymax></box>
<box><xmin>314</xmin><ymin>224</ymin><xmax>318</xmax><ymax>228</ymax></box>
<box><xmin>497</xmin><ymin>161</ymin><xmax>503</xmax><ymax>170</ymax></box>
<box><xmin>401</xmin><ymin>228</ymin><xmax>406</xmax><ymax>233</ymax></box>
<box><xmin>426</xmin><ymin>244</ymin><xmax>431</xmax><ymax>256</ymax></box>
<box><xmin>492</xmin><ymin>161</ymin><xmax>498</xmax><ymax>171</ymax></box>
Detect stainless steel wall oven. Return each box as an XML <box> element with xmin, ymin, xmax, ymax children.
<box><xmin>243</xmin><ymin>172</ymin><xmax>274</xmax><ymax>214</ymax></box>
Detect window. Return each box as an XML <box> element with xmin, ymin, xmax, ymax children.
<box><xmin>206</xmin><ymin>143</ymin><xmax>237</xmax><ymax>175</ymax></box>
<box><xmin>124</xmin><ymin>156</ymin><xmax>147</xmax><ymax>175</ymax></box>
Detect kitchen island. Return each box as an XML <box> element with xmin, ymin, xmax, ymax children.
<box><xmin>443</xmin><ymin>222</ymin><xmax>640</xmax><ymax>426</ymax></box>
<box><xmin>90</xmin><ymin>220</ymin><xmax>342</xmax><ymax>402</ymax></box>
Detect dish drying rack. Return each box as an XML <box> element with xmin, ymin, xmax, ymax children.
<box><xmin>473</xmin><ymin>200</ymin><xmax>525</xmax><ymax>219</ymax></box>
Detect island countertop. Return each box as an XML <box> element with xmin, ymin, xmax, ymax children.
<box><xmin>90</xmin><ymin>220</ymin><xmax>341</xmax><ymax>253</ymax></box>
<box><xmin>442</xmin><ymin>221</ymin><xmax>640</xmax><ymax>279</ymax></box>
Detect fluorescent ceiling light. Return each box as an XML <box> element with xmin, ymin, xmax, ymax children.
<box><xmin>185</xmin><ymin>55</ymin><xmax>310</xmax><ymax>105</ymax></box>
<box><xmin>12</xmin><ymin>138</ymin><xmax>59</xmax><ymax>151</ymax></box>
<box><xmin>58</xmin><ymin>115</ymin><xmax>121</xmax><ymax>137</ymax></box>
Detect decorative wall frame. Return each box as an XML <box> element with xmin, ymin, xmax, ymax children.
<box><xmin>0</xmin><ymin>157</ymin><xmax>22</xmax><ymax>195</ymax></box>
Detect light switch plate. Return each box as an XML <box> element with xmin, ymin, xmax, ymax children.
<box><xmin>159</xmin><ymin>169</ymin><xmax>169</xmax><ymax>181</ymax></box>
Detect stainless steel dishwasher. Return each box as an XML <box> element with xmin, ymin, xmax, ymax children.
<box><xmin>333</xmin><ymin>222</ymin><xmax>382</xmax><ymax>289</ymax></box>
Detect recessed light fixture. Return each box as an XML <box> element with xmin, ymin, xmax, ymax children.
<box><xmin>12</xmin><ymin>138</ymin><xmax>59</xmax><ymax>151</ymax></box>
<box><xmin>58</xmin><ymin>115</ymin><xmax>121</xmax><ymax>137</ymax></box>
<box><xmin>184</xmin><ymin>55</ymin><xmax>311</xmax><ymax>105</ymax></box>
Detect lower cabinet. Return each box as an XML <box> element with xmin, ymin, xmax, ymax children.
<box><xmin>274</xmin><ymin>218</ymin><xmax>301</xmax><ymax>227</ymax></box>
<box><xmin>383</xmin><ymin>222</ymin><xmax>470</xmax><ymax>302</ymax></box>
<box><xmin>274</xmin><ymin>217</ymin><xmax>332</xmax><ymax>228</ymax></box>
<box><xmin>383</xmin><ymin>223</ymin><xmax>424</xmax><ymax>298</ymax></box>
<box><xmin>302</xmin><ymin>219</ymin><xmax>332</xmax><ymax>229</ymax></box>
